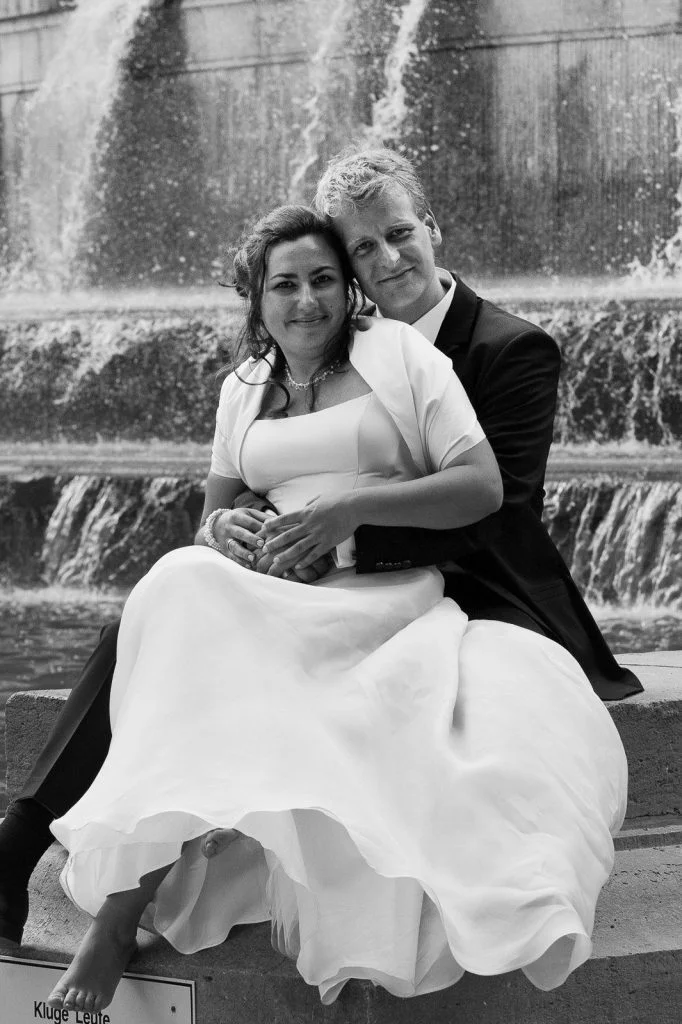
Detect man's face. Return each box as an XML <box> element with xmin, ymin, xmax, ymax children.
<box><xmin>331</xmin><ymin>187</ymin><xmax>443</xmax><ymax>323</ymax></box>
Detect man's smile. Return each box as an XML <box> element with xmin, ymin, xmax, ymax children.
<box><xmin>378</xmin><ymin>267</ymin><xmax>413</xmax><ymax>284</ymax></box>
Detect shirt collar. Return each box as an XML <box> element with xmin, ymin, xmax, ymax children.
<box><xmin>376</xmin><ymin>269</ymin><xmax>456</xmax><ymax>345</ymax></box>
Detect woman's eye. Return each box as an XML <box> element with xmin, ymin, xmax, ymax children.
<box><xmin>273</xmin><ymin>281</ymin><xmax>293</xmax><ymax>290</ymax></box>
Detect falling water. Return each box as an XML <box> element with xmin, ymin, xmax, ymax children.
<box><xmin>13</xmin><ymin>0</ymin><xmax>159</xmax><ymax>290</ymax></box>
<box><xmin>629</xmin><ymin>88</ymin><xmax>682</xmax><ymax>282</ymax></box>
<box><xmin>544</xmin><ymin>480</ymin><xmax>682</xmax><ymax>608</ymax></box>
<box><xmin>288</xmin><ymin>0</ymin><xmax>354</xmax><ymax>201</ymax></box>
<box><xmin>364</xmin><ymin>0</ymin><xmax>429</xmax><ymax>146</ymax></box>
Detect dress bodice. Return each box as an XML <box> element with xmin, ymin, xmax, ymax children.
<box><xmin>240</xmin><ymin>393</ymin><xmax>420</xmax><ymax>514</ymax></box>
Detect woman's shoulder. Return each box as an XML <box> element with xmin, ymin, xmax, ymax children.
<box><xmin>218</xmin><ymin>355</ymin><xmax>272</xmax><ymax>399</ymax></box>
<box><xmin>355</xmin><ymin>317</ymin><xmax>452</xmax><ymax>371</ymax></box>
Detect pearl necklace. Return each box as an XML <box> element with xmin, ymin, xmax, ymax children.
<box><xmin>283</xmin><ymin>358</ymin><xmax>342</xmax><ymax>391</ymax></box>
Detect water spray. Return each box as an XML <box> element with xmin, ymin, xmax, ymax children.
<box><xmin>12</xmin><ymin>0</ymin><xmax>160</xmax><ymax>292</ymax></box>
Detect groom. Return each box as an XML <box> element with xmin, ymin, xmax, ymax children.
<box><xmin>0</xmin><ymin>147</ymin><xmax>642</xmax><ymax>951</ymax></box>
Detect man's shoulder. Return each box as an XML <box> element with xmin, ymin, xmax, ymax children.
<box><xmin>473</xmin><ymin>297</ymin><xmax>554</xmax><ymax>351</ymax></box>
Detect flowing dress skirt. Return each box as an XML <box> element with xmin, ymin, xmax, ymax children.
<box><xmin>52</xmin><ymin>546</ymin><xmax>628</xmax><ymax>1003</ymax></box>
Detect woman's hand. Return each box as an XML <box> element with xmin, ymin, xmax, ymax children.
<box><xmin>254</xmin><ymin>548</ymin><xmax>335</xmax><ymax>583</ymax></box>
<box><xmin>260</xmin><ymin>494</ymin><xmax>357</xmax><ymax>574</ymax></box>
<box><xmin>208</xmin><ymin>508</ymin><xmax>270</xmax><ymax>568</ymax></box>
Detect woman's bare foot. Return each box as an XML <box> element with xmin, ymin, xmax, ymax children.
<box><xmin>201</xmin><ymin>827</ymin><xmax>241</xmax><ymax>859</ymax></box>
<box><xmin>46</xmin><ymin>911</ymin><xmax>137</xmax><ymax>1012</ymax></box>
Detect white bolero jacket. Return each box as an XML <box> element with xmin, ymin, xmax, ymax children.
<box><xmin>210</xmin><ymin>318</ymin><xmax>485</xmax><ymax>480</ymax></box>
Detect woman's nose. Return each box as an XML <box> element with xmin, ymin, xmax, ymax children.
<box><xmin>296</xmin><ymin>284</ymin><xmax>318</xmax><ymax>310</ymax></box>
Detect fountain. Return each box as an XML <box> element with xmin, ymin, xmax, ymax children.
<box><xmin>9</xmin><ymin>0</ymin><xmax>163</xmax><ymax>290</ymax></box>
<box><xmin>0</xmin><ymin>0</ymin><xmax>681</xmax><ymax>638</ymax></box>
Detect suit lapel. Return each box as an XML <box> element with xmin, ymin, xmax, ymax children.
<box><xmin>435</xmin><ymin>275</ymin><xmax>481</xmax><ymax>374</ymax></box>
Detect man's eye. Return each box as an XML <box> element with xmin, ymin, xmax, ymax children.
<box><xmin>354</xmin><ymin>242</ymin><xmax>372</xmax><ymax>256</ymax></box>
<box><xmin>390</xmin><ymin>228</ymin><xmax>411</xmax><ymax>239</ymax></box>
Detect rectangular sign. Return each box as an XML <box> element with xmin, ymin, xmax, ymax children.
<box><xmin>0</xmin><ymin>956</ymin><xmax>195</xmax><ymax>1024</ymax></box>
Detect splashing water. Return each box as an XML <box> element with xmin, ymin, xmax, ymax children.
<box><xmin>288</xmin><ymin>0</ymin><xmax>354</xmax><ymax>201</ymax></box>
<box><xmin>628</xmin><ymin>88</ymin><xmax>682</xmax><ymax>282</ymax></box>
<box><xmin>11</xmin><ymin>0</ymin><xmax>159</xmax><ymax>291</ymax></box>
<box><xmin>364</xmin><ymin>0</ymin><xmax>429</xmax><ymax>147</ymax></box>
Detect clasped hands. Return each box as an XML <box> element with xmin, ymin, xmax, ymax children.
<box><xmin>209</xmin><ymin>494</ymin><xmax>357</xmax><ymax>584</ymax></box>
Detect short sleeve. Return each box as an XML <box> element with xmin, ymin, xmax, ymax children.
<box><xmin>210</xmin><ymin>421</ymin><xmax>241</xmax><ymax>478</ymax></box>
<box><xmin>209</xmin><ymin>374</ymin><xmax>242</xmax><ymax>479</ymax></box>
<box><xmin>426</xmin><ymin>372</ymin><xmax>485</xmax><ymax>471</ymax></box>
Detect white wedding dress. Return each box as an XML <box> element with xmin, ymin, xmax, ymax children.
<box><xmin>52</xmin><ymin>392</ymin><xmax>628</xmax><ymax>1003</ymax></box>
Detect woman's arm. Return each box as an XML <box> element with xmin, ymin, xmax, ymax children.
<box><xmin>194</xmin><ymin>471</ymin><xmax>270</xmax><ymax>566</ymax></box>
<box><xmin>261</xmin><ymin>438</ymin><xmax>502</xmax><ymax>571</ymax></box>
<box><xmin>353</xmin><ymin>327</ymin><xmax>561</xmax><ymax>572</ymax></box>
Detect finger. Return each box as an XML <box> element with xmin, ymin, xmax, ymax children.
<box><xmin>262</xmin><ymin>526</ymin><xmax>308</xmax><ymax>553</ymax></box>
<box><xmin>311</xmin><ymin>554</ymin><xmax>333</xmax><ymax>573</ymax></box>
<box><xmin>226</xmin><ymin>538</ymin><xmax>256</xmax><ymax>565</ymax></box>
<box><xmin>289</xmin><ymin>565</ymin><xmax>318</xmax><ymax>583</ymax></box>
<box><xmin>237</xmin><ymin>509</ymin><xmax>274</xmax><ymax>529</ymax></box>
<box><xmin>228</xmin><ymin>525</ymin><xmax>266</xmax><ymax>549</ymax></box>
<box><xmin>261</xmin><ymin>512</ymin><xmax>302</xmax><ymax>536</ymax></box>
<box><xmin>271</xmin><ymin>539</ymin><xmax>318</xmax><ymax>571</ymax></box>
<box><xmin>293</xmin><ymin>548</ymin><xmax>332</xmax><ymax>571</ymax></box>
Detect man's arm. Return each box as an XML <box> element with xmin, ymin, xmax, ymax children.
<box><xmin>354</xmin><ymin>329</ymin><xmax>561</xmax><ymax>572</ymax></box>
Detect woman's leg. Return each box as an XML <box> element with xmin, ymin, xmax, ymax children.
<box><xmin>46</xmin><ymin>859</ymin><xmax>173</xmax><ymax>1014</ymax></box>
<box><xmin>47</xmin><ymin>821</ymin><xmax>245</xmax><ymax>1011</ymax></box>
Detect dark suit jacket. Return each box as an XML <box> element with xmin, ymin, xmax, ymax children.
<box><xmin>354</xmin><ymin>276</ymin><xmax>642</xmax><ymax>702</ymax></box>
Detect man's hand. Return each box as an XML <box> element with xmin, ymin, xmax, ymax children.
<box><xmin>260</xmin><ymin>495</ymin><xmax>357</xmax><ymax>574</ymax></box>
<box><xmin>253</xmin><ymin>547</ymin><xmax>334</xmax><ymax>584</ymax></box>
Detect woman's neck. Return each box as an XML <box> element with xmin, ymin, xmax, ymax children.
<box><xmin>283</xmin><ymin>355</ymin><xmax>328</xmax><ymax>384</ymax></box>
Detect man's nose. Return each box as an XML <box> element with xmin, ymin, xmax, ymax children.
<box><xmin>377</xmin><ymin>240</ymin><xmax>401</xmax><ymax>265</ymax></box>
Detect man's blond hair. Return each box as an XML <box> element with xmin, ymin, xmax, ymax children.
<box><xmin>314</xmin><ymin>147</ymin><xmax>430</xmax><ymax>219</ymax></box>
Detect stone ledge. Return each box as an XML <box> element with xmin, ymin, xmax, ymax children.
<box><xmin>10</xmin><ymin>841</ymin><xmax>682</xmax><ymax>1024</ymax></box>
<box><xmin>6</xmin><ymin>655</ymin><xmax>682</xmax><ymax>819</ymax></box>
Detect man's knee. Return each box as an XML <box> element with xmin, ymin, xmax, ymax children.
<box><xmin>99</xmin><ymin>621</ymin><xmax>120</xmax><ymax>645</ymax></box>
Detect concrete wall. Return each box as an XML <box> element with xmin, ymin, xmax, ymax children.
<box><xmin>0</xmin><ymin>0</ymin><xmax>681</xmax><ymax>283</ymax></box>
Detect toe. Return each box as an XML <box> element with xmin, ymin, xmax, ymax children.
<box><xmin>63</xmin><ymin>987</ymin><xmax>79</xmax><ymax>1010</ymax></box>
<box><xmin>46</xmin><ymin>985</ymin><xmax>67</xmax><ymax>1008</ymax></box>
<box><xmin>83</xmin><ymin>991</ymin><xmax>96</xmax><ymax>1013</ymax></box>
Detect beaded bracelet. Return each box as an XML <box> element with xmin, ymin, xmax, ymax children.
<box><xmin>203</xmin><ymin>508</ymin><xmax>231</xmax><ymax>552</ymax></box>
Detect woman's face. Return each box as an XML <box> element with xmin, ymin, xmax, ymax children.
<box><xmin>260</xmin><ymin>234</ymin><xmax>348</xmax><ymax>364</ymax></box>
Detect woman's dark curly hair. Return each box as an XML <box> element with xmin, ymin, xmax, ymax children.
<box><xmin>226</xmin><ymin>205</ymin><xmax>364</xmax><ymax>413</ymax></box>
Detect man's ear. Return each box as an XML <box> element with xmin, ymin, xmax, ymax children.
<box><xmin>423</xmin><ymin>209</ymin><xmax>442</xmax><ymax>250</ymax></box>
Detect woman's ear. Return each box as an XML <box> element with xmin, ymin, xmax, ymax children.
<box><xmin>424</xmin><ymin>210</ymin><xmax>442</xmax><ymax>250</ymax></box>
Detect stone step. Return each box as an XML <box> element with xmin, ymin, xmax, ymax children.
<box><xmin>8</xmin><ymin>839</ymin><xmax>681</xmax><ymax>1024</ymax></box>
<box><xmin>614</xmin><ymin>814</ymin><xmax>682</xmax><ymax>851</ymax></box>
<box><xmin>6</xmin><ymin>650</ymin><xmax>681</xmax><ymax>821</ymax></box>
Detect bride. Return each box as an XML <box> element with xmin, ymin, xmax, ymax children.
<box><xmin>47</xmin><ymin>205</ymin><xmax>627</xmax><ymax>1013</ymax></box>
